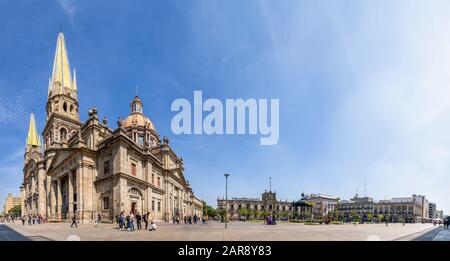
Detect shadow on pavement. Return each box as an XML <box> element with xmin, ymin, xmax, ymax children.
<box><xmin>413</xmin><ymin>226</ymin><xmax>443</xmax><ymax>241</ymax></box>
<box><xmin>0</xmin><ymin>225</ymin><xmax>31</xmax><ymax>241</ymax></box>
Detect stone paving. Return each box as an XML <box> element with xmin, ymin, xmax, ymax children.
<box><xmin>1</xmin><ymin>221</ymin><xmax>442</xmax><ymax>241</ymax></box>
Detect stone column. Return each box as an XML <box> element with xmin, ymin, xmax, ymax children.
<box><xmin>50</xmin><ymin>181</ymin><xmax>56</xmax><ymax>219</ymax></box>
<box><xmin>68</xmin><ymin>171</ymin><xmax>74</xmax><ymax>218</ymax></box>
<box><xmin>56</xmin><ymin>178</ymin><xmax>62</xmax><ymax>220</ymax></box>
<box><xmin>76</xmin><ymin>166</ymin><xmax>83</xmax><ymax>219</ymax></box>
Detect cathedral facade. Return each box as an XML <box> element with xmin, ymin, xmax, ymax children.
<box><xmin>21</xmin><ymin>32</ymin><xmax>203</xmax><ymax>223</ymax></box>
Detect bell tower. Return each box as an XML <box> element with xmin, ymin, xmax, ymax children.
<box><xmin>42</xmin><ymin>31</ymin><xmax>82</xmax><ymax>152</ymax></box>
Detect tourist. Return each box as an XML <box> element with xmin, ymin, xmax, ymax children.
<box><xmin>136</xmin><ymin>212</ymin><xmax>142</xmax><ymax>230</ymax></box>
<box><xmin>149</xmin><ymin>221</ymin><xmax>157</xmax><ymax>231</ymax></box>
<box><xmin>143</xmin><ymin>212</ymin><xmax>149</xmax><ymax>230</ymax></box>
<box><xmin>184</xmin><ymin>216</ymin><xmax>187</xmax><ymax>224</ymax></box>
<box><xmin>21</xmin><ymin>215</ymin><xmax>25</xmax><ymax>226</ymax></box>
<box><xmin>129</xmin><ymin>212</ymin><xmax>135</xmax><ymax>231</ymax></box>
<box><xmin>27</xmin><ymin>214</ymin><xmax>31</xmax><ymax>226</ymax></box>
<box><xmin>95</xmin><ymin>214</ymin><xmax>101</xmax><ymax>227</ymax></box>
<box><xmin>119</xmin><ymin>212</ymin><xmax>125</xmax><ymax>230</ymax></box>
<box><xmin>177</xmin><ymin>215</ymin><xmax>180</xmax><ymax>224</ymax></box>
<box><xmin>172</xmin><ymin>214</ymin><xmax>176</xmax><ymax>224</ymax></box>
<box><xmin>125</xmin><ymin>213</ymin><xmax>131</xmax><ymax>230</ymax></box>
<box><xmin>71</xmin><ymin>214</ymin><xmax>78</xmax><ymax>228</ymax></box>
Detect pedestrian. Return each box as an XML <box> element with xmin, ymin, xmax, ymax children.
<box><xmin>21</xmin><ymin>215</ymin><xmax>25</xmax><ymax>226</ymax></box>
<box><xmin>125</xmin><ymin>214</ymin><xmax>131</xmax><ymax>230</ymax></box>
<box><xmin>143</xmin><ymin>212</ymin><xmax>149</xmax><ymax>230</ymax></box>
<box><xmin>130</xmin><ymin>212</ymin><xmax>135</xmax><ymax>231</ymax></box>
<box><xmin>136</xmin><ymin>212</ymin><xmax>142</xmax><ymax>230</ymax></box>
<box><xmin>71</xmin><ymin>214</ymin><xmax>78</xmax><ymax>228</ymax></box>
<box><xmin>95</xmin><ymin>214</ymin><xmax>101</xmax><ymax>227</ymax></box>
<box><xmin>149</xmin><ymin>221</ymin><xmax>157</xmax><ymax>231</ymax></box>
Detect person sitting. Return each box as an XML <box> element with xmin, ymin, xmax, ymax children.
<box><xmin>149</xmin><ymin>222</ymin><xmax>157</xmax><ymax>231</ymax></box>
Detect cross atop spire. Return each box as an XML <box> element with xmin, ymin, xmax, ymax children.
<box><xmin>26</xmin><ymin>113</ymin><xmax>40</xmax><ymax>147</ymax></box>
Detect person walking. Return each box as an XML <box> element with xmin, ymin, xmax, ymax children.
<box><xmin>130</xmin><ymin>212</ymin><xmax>135</xmax><ymax>231</ymax></box>
<box><xmin>71</xmin><ymin>214</ymin><xmax>78</xmax><ymax>228</ymax></box>
<box><xmin>136</xmin><ymin>212</ymin><xmax>142</xmax><ymax>230</ymax></box>
<box><xmin>143</xmin><ymin>212</ymin><xmax>149</xmax><ymax>230</ymax></box>
<box><xmin>95</xmin><ymin>214</ymin><xmax>101</xmax><ymax>227</ymax></box>
<box><xmin>21</xmin><ymin>215</ymin><xmax>25</xmax><ymax>226</ymax></box>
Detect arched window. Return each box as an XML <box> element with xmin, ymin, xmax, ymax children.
<box><xmin>63</xmin><ymin>102</ymin><xmax>67</xmax><ymax>112</ymax></box>
<box><xmin>60</xmin><ymin>128</ymin><xmax>67</xmax><ymax>141</ymax></box>
<box><xmin>138</xmin><ymin>135</ymin><xmax>144</xmax><ymax>146</ymax></box>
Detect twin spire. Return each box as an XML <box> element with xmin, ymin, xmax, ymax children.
<box><xmin>48</xmin><ymin>32</ymin><xmax>77</xmax><ymax>97</ymax></box>
<box><xmin>26</xmin><ymin>113</ymin><xmax>41</xmax><ymax>147</ymax></box>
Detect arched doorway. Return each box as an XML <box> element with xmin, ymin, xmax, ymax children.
<box><xmin>128</xmin><ymin>187</ymin><xmax>144</xmax><ymax>215</ymax></box>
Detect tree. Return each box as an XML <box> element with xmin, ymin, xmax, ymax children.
<box><xmin>238</xmin><ymin>208</ymin><xmax>248</xmax><ymax>220</ymax></box>
<box><xmin>8</xmin><ymin>205</ymin><xmax>21</xmax><ymax>217</ymax></box>
<box><xmin>217</xmin><ymin>208</ymin><xmax>226</xmax><ymax>221</ymax></box>
<box><xmin>202</xmin><ymin>201</ymin><xmax>217</xmax><ymax>218</ymax></box>
<box><xmin>254</xmin><ymin>210</ymin><xmax>262</xmax><ymax>219</ymax></box>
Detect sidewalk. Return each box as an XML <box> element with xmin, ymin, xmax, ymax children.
<box><xmin>433</xmin><ymin>229</ymin><xmax>450</xmax><ymax>241</ymax></box>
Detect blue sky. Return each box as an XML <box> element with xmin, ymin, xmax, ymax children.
<box><xmin>1</xmin><ymin>0</ymin><xmax>450</xmax><ymax>213</ymax></box>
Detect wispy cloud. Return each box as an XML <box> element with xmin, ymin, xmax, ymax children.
<box><xmin>56</xmin><ymin>0</ymin><xmax>77</xmax><ymax>22</ymax></box>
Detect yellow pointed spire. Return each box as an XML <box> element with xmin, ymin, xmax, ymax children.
<box><xmin>51</xmin><ymin>32</ymin><xmax>72</xmax><ymax>95</ymax></box>
<box><xmin>47</xmin><ymin>77</ymin><xmax>52</xmax><ymax>96</ymax></box>
<box><xmin>72</xmin><ymin>68</ymin><xmax>77</xmax><ymax>91</ymax></box>
<box><xmin>26</xmin><ymin>113</ymin><xmax>41</xmax><ymax>147</ymax></box>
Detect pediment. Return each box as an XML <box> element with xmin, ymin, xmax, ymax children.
<box><xmin>47</xmin><ymin>149</ymin><xmax>73</xmax><ymax>172</ymax></box>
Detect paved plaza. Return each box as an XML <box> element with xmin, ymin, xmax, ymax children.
<box><xmin>1</xmin><ymin>221</ymin><xmax>448</xmax><ymax>241</ymax></box>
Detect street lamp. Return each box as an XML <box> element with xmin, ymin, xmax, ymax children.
<box><xmin>224</xmin><ymin>173</ymin><xmax>230</xmax><ymax>229</ymax></box>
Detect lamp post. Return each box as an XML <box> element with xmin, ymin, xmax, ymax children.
<box><xmin>224</xmin><ymin>173</ymin><xmax>230</xmax><ymax>229</ymax></box>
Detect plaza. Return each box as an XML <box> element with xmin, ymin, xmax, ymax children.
<box><xmin>1</xmin><ymin>221</ymin><xmax>446</xmax><ymax>241</ymax></box>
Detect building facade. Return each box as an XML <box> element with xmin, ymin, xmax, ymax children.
<box><xmin>3</xmin><ymin>193</ymin><xmax>21</xmax><ymax>215</ymax></box>
<box><xmin>429</xmin><ymin>202</ymin><xmax>436</xmax><ymax>219</ymax></box>
<box><xmin>217</xmin><ymin>191</ymin><xmax>292</xmax><ymax>219</ymax></box>
<box><xmin>302</xmin><ymin>194</ymin><xmax>339</xmax><ymax>219</ymax></box>
<box><xmin>20</xmin><ymin>32</ymin><xmax>203</xmax><ymax>223</ymax></box>
<box><xmin>337</xmin><ymin>194</ymin><xmax>430</xmax><ymax>223</ymax></box>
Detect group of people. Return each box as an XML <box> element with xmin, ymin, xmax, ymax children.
<box><xmin>0</xmin><ymin>215</ymin><xmax>17</xmax><ymax>223</ymax></box>
<box><xmin>116</xmin><ymin>212</ymin><xmax>157</xmax><ymax>231</ymax></box>
<box><xmin>266</xmin><ymin>214</ymin><xmax>276</xmax><ymax>225</ymax></box>
<box><xmin>172</xmin><ymin>214</ymin><xmax>208</xmax><ymax>225</ymax></box>
<box><xmin>441</xmin><ymin>218</ymin><xmax>450</xmax><ymax>229</ymax></box>
<box><xmin>21</xmin><ymin>214</ymin><xmax>46</xmax><ymax>226</ymax></box>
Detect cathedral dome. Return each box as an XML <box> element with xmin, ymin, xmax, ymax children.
<box><xmin>122</xmin><ymin>95</ymin><xmax>160</xmax><ymax>147</ymax></box>
<box><xmin>123</xmin><ymin>113</ymin><xmax>156</xmax><ymax>131</ymax></box>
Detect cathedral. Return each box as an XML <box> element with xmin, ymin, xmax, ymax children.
<box><xmin>21</xmin><ymin>32</ymin><xmax>203</xmax><ymax>223</ymax></box>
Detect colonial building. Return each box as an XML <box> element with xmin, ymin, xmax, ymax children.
<box><xmin>3</xmin><ymin>193</ymin><xmax>21</xmax><ymax>215</ymax></box>
<box><xmin>20</xmin><ymin>32</ymin><xmax>203</xmax><ymax>223</ymax></box>
<box><xmin>217</xmin><ymin>190</ymin><xmax>292</xmax><ymax>219</ymax></box>
<box><xmin>337</xmin><ymin>194</ymin><xmax>430</xmax><ymax>223</ymax></box>
<box><xmin>301</xmin><ymin>193</ymin><xmax>339</xmax><ymax>219</ymax></box>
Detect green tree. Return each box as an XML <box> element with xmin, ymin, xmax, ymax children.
<box><xmin>238</xmin><ymin>208</ymin><xmax>248</xmax><ymax>220</ymax></box>
<box><xmin>8</xmin><ymin>205</ymin><xmax>21</xmax><ymax>217</ymax></box>
<box><xmin>217</xmin><ymin>208</ymin><xmax>226</xmax><ymax>221</ymax></box>
<box><xmin>202</xmin><ymin>201</ymin><xmax>217</xmax><ymax>218</ymax></box>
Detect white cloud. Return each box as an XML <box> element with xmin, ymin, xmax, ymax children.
<box><xmin>56</xmin><ymin>0</ymin><xmax>77</xmax><ymax>21</ymax></box>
